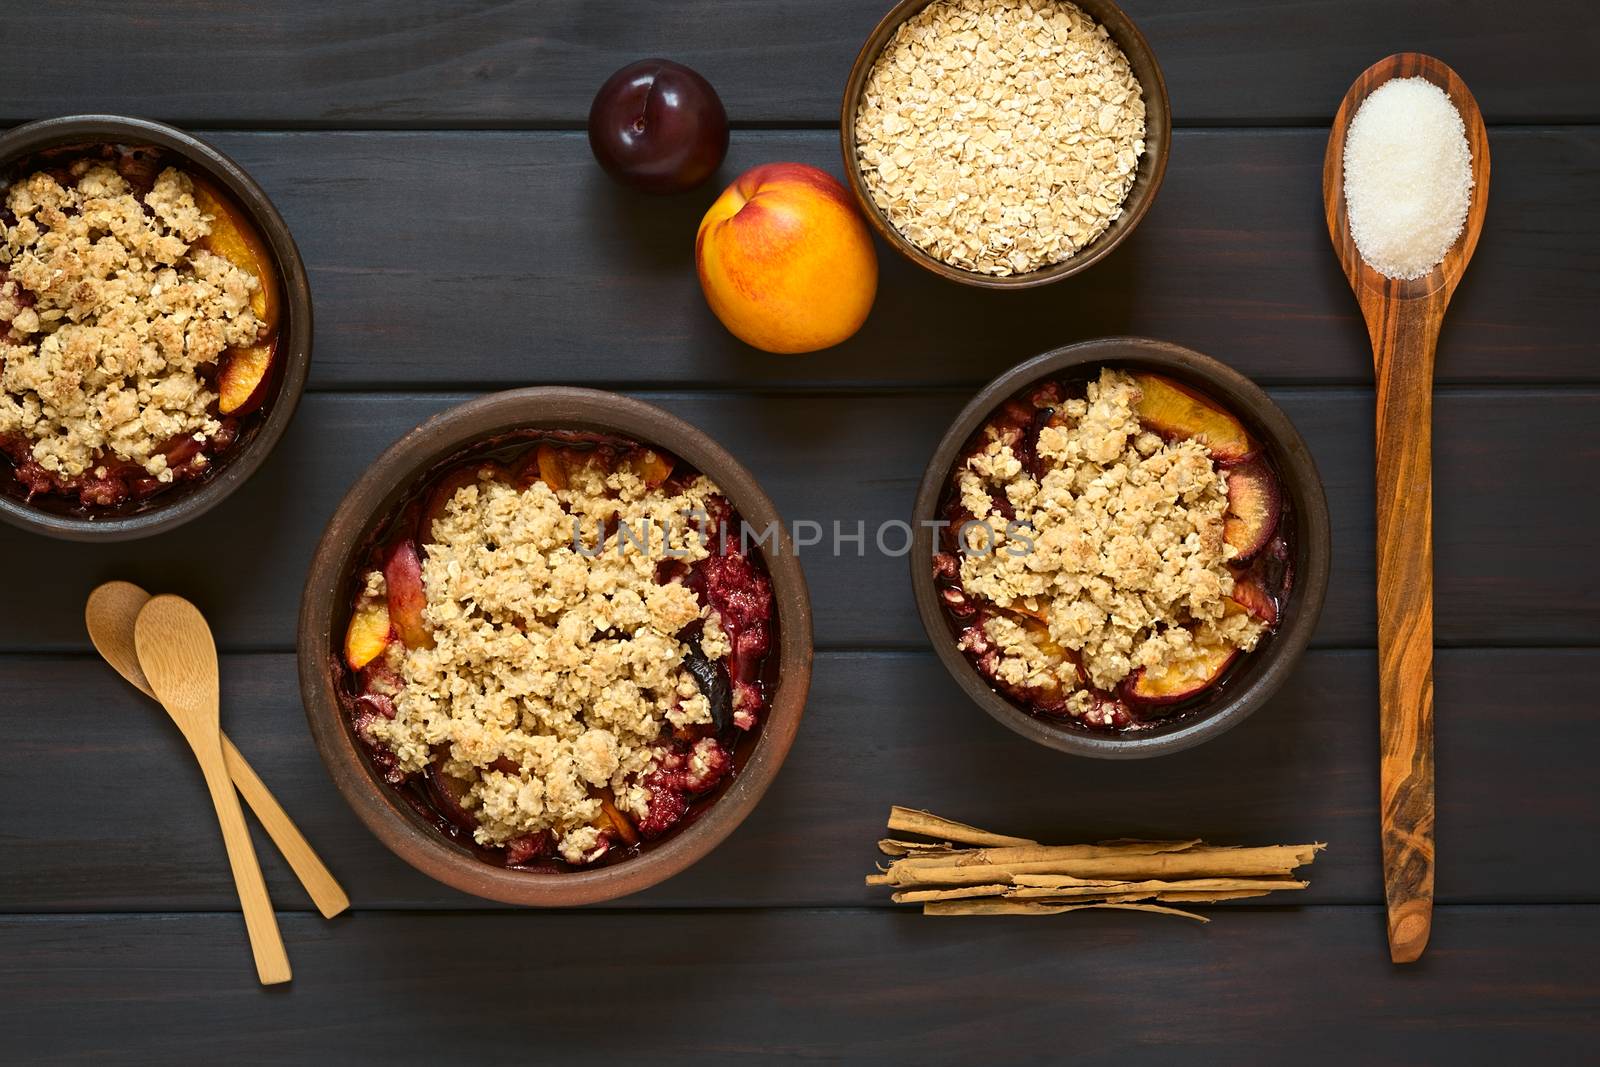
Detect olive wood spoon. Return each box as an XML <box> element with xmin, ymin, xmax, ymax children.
<box><xmin>134</xmin><ymin>594</ymin><xmax>292</xmax><ymax>985</ymax></box>
<box><xmin>1322</xmin><ymin>53</ymin><xmax>1490</xmax><ymax>964</ymax></box>
<box><xmin>86</xmin><ymin>581</ymin><xmax>348</xmax><ymax>920</ymax></box>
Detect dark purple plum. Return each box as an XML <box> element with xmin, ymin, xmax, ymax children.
<box><xmin>588</xmin><ymin>59</ymin><xmax>729</xmax><ymax>194</ymax></box>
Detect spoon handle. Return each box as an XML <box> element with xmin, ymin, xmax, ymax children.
<box><xmin>220</xmin><ymin>735</ymin><xmax>349</xmax><ymax>919</ymax></box>
<box><xmin>193</xmin><ymin>735</ymin><xmax>292</xmax><ymax>985</ymax></box>
<box><xmin>1371</xmin><ymin>298</ymin><xmax>1440</xmax><ymax>964</ymax></box>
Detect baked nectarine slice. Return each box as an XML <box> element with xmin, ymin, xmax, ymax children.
<box><xmin>629</xmin><ymin>448</ymin><xmax>675</xmax><ymax>488</ymax></box>
<box><xmin>535</xmin><ymin>444</ymin><xmax>570</xmax><ymax>490</ymax></box>
<box><xmin>599</xmin><ymin>795</ymin><xmax>641</xmax><ymax>847</ymax></box>
<box><xmin>383</xmin><ymin>539</ymin><xmax>434</xmax><ymax>650</ymax></box>
<box><xmin>1223</xmin><ymin>458</ymin><xmax>1281</xmax><ymax>560</ymax></box>
<box><xmin>343</xmin><ymin>599</ymin><xmax>393</xmax><ymax>670</ymax></box>
<box><xmin>216</xmin><ymin>338</ymin><xmax>275</xmax><ymax>415</ymax></box>
<box><xmin>1122</xmin><ymin>636</ymin><xmax>1238</xmax><ymax>705</ymax></box>
<box><xmin>1226</xmin><ymin>573</ymin><xmax>1279</xmax><ymax>625</ymax></box>
<box><xmin>192</xmin><ymin>175</ymin><xmax>281</xmax><ymax>415</ymax></box>
<box><xmin>190</xmin><ymin>173</ymin><xmax>279</xmax><ymax>332</ymax></box>
<box><xmin>1132</xmin><ymin>373</ymin><xmax>1256</xmax><ymax>465</ymax></box>
<box><xmin>420</xmin><ymin>462</ymin><xmax>507</xmax><ymax>543</ymax></box>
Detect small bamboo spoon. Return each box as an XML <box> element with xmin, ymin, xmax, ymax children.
<box><xmin>86</xmin><ymin>581</ymin><xmax>348</xmax><ymax>920</ymax></box>
<box><xmin>1322</xmin><ymin>53</ymin><xmax>1491</xmax><ymax>964</ymax></box>
<box><xmin>134</xmin><ymin>594</ymin><xmax>291</xmax><ymax>985</ymax></box>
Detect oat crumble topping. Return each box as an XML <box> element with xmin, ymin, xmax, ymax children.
<box><xmin>855</xmin><ymin>0</ymin><xmax>1147</xmax><ymax>276</ymax></box>
<box><xmin>0</xmin><ymin>163</ymin><xmax>263</xmax><ymax>483</ymax></box>
<box><xmin>952</xmin><ymin>369</ymin><xmax>1265</xmax><ymax>712</ymax></box>
<box><xmin>362</xmin><ymin>460</ymin><xmax>735</xmax><ymax>865</ymax></box>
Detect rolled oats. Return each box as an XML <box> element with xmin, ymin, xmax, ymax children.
<box><xmin>854</xmin><ymin>0</ymin><xmax>1147</xmax><ymax>276</ymax></box>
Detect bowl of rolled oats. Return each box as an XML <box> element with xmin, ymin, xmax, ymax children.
<box><xmin>0</xmin><ymin>115</ymin><xmax>312</xmax><ymax>540</ymax></box>
<box><xmin>842</xmin><ymin>0</ymin><xmax>1169</xmax><ymax>287</ymax></box>
<box><xmin>911</xmin><ymin>338</ymin><xmax>1329</xmax><ymax>757</ymax></box>
<box><xmin>299</xmin><ymin>388</ymin><xmax>813</xmax><ymax>906</ymax></box>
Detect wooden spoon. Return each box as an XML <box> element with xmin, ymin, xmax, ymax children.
<box><xmin>86</xmin><ymin>581</ymin><xmax>348</xmax><ymax>920</ymax></box>
<box><xmin>1322</xmin><ymin>53</ymin><xmax>1490</xmax><ymax>963</ymax></box>
<box><xmin>134</xmin><ymin>594</ymin><xmax>292</xmax><ymax>985</ymax></box>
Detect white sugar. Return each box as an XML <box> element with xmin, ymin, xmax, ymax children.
<box><xmin>1341</xmin><ymin>76</ymin><xmax>1473</xmax><ymax>280</ymax></box>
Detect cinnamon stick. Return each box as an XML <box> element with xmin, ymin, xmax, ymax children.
<box><xmin>877</xmin><ymin>838</ymin><xmax>959</xmax><ymax>857</ymax></box>
<box><xmin>887</xmin><ymin>806</ymin><xmax>1036</xmax><ymax>847</ymax></box>
<box><xmin>889</xmin><ymin>840</ymin><xmax>1203</xmax><ymax>870</ymax></box>
<box><xmin>892</xmin><ymin>877</ymin><xmax>1306</xmax><ymax>904</ymax></box>
<box><xmin>881</xmin><ymin>846</ymin><xmax>1320</xmax><ymax>887</ymax></box>
<box><xmin>869</xmin><ymin>807</ymin><xmax>1323</xmax><ymax>923</ymax></box>
<box><xmin>922</xmin><ymin>899</ymin><xmax>1208</xmax><ymax>922</ymax></box>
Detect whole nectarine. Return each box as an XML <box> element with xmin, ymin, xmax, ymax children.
<box><xmin>695</xmin><ymin>163</ymin><xmax>877</xmax><ymax>354</ymax></box>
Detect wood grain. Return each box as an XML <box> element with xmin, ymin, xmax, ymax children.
<box><xmin>3</xmin><ymin>649</ymin><xmax>1594</xmax><ymax>912</ymax></box>
<box><xmin>1323</xmin><ymin>54</ymin><xmax>1493</xmax><ymax>964</ymax></box>
<box><xmin>0</xmin><ymin>1</ymin><xmax>1594</xmax><ymax>126</ymax></box>
<box><xmin>4</xmin><ymin>908</ymin><xmax>1597</xmax><ymax>1062</ymax></box>
<box><xmin>111</xmin><ymin>127</ymin><xmax>1600</xmax><ymax>389</ymax></box>
<box><xmin>1</xmin><ymin>388</ymin><xmax>1594</xmax><ymax>654</ymax></box>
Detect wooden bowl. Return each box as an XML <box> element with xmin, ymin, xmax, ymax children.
<box><xmin>298</xmin><ymin>388</ymin><xmax>814</xmax><ymax>906</ymax></box>
<box><xmin>910</xmin><ymin>338</ymin><xmax>1330</xmax><ymax>757</ymax></box>
<box><xmin>0</xmin><ymin>115</ymin><xmax>312</xmax><ymax>541</ymax></box>
<box><xmin>840</xmin><ymin>0</ymin><xmax>1170</xmax><ymax>289</ymax></box>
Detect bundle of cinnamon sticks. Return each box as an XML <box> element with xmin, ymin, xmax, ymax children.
<box><xmin>868</xmin><ymin>807</ymin><xmax>1324</xmax><ymax>922</ymax></box>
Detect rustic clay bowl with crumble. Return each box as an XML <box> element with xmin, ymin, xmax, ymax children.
<box><xmin>299</xmin><ymin>388</ymin><xmax>813</xmax><ymax>906</ymax></box>
<box><xmin>840</xmin><ymin>0</ymin><xmax>1170</xmax><ymax>289</ymax></box>
<box><xmin>911</xmin><ymin>337</ymin><xmax>1330</xmax><ymax>758</ymax></box>
<box><xmin>0</xmin><ymin>115</ymin><xmax>312</xmax><ymax>541</ymax></box>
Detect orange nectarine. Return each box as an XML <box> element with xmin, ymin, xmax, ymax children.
<box><xmin>695</xmin><ymin>163</ymin><xmax>877</xmax><ymax>354</ymax></box>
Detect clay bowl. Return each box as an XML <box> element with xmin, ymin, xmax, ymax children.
<box><xmin>911</xmin><ymin>338</ymin><xmax>1330</xmax><ymax>757</ymax></box>
<box><xmin>840</xmin><ymin>0</ymin><xmax>1170</xmax><ymax>289</ymax></box>
<box><xmin>0</xmin><ymin>115</ymin><xmax>312</xmax><ymax>541</ymax></box>
<box><xmin>299</xmin><ymin>388</ymin><xmax>813</xmax><ymax>906</ymax></box>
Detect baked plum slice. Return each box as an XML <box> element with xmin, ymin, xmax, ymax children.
<box><xmin>681</xmin><ymin>634</ymin><xmax>734</xmax><ymax>731</ymax></box>
<box><xmin>1227</xmin><ymin>573</ymin><xmax>1279</xmax><ymax>626</ymax></box>
<box><xmin>383</xmin><ymin>539</ymin><xmax>434</xmax><ymax>650</ymax></box>
<box><xmin>1223</xmin><ymin>458</ymin><xmax>1282</xmax><ymax>561</ymax></box>
<box><xmin>425</xmin><ymin>764</ymin><xmax>479</xmax><ymax>834</ymax></box>
<box><xmin>1132</xmin><ymin>372</ymin><xmax>1256</xmax><ymax>465</ymax></box>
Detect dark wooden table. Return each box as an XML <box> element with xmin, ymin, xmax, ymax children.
<box><xmin>3</xmin><ymin>2</ymin><xmax>1597</xmax><ymax>1062</ymax></box>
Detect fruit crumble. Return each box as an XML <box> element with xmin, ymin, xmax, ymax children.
<box><xmin>934</xmin><ymin>368</ymin><xmax>1292</xmax><ymax>729</ymax></box>
<box><xmin>0</xmin><ymin>144</ymin><xmax>282</xmax><ymax>511</ymax></box>
<box><xmin>340</xmin><ymin>432</ymin><xmax>776</xmax><ymax>869</ymax></box>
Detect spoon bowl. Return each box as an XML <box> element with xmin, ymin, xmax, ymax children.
<box><xmin>1324</xmin><ymin>53</ymin><xmax>1491</xmax><ymax>304</ymax></box>
<box><xmin>1323</xmin><ymin>53</ymin><xmax>1490</xmax><ymax>965</ymax></box>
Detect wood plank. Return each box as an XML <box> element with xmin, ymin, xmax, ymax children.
<box><xmin>2</xmin><ymin>649</ymin><xmax>1593</xmax><ymax>911</ymax></box>
<box><xmin>3</xmin><ymin>907</ymin><xmax>1596</xmax><ymax>1062</ymax></box>
<box><xmin>2</xmin><ymin>1</ymin><xmax>1594</xmax><ymax>126</ymax></box>
<box><xmin>0</xmin><ymin>388</ymin><xmax>1593</xmax><ymax>653</ymax></box>
<box><xmin>183</xmin><ymin>128</ymin><xmax>1600</xmax><ymax>388</ymax></box>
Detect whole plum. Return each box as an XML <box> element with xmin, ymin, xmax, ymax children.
<box><xmin>588</xmin><ymin>59</ymin><xmax>729</xmax><ymax>194</ymax></box>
